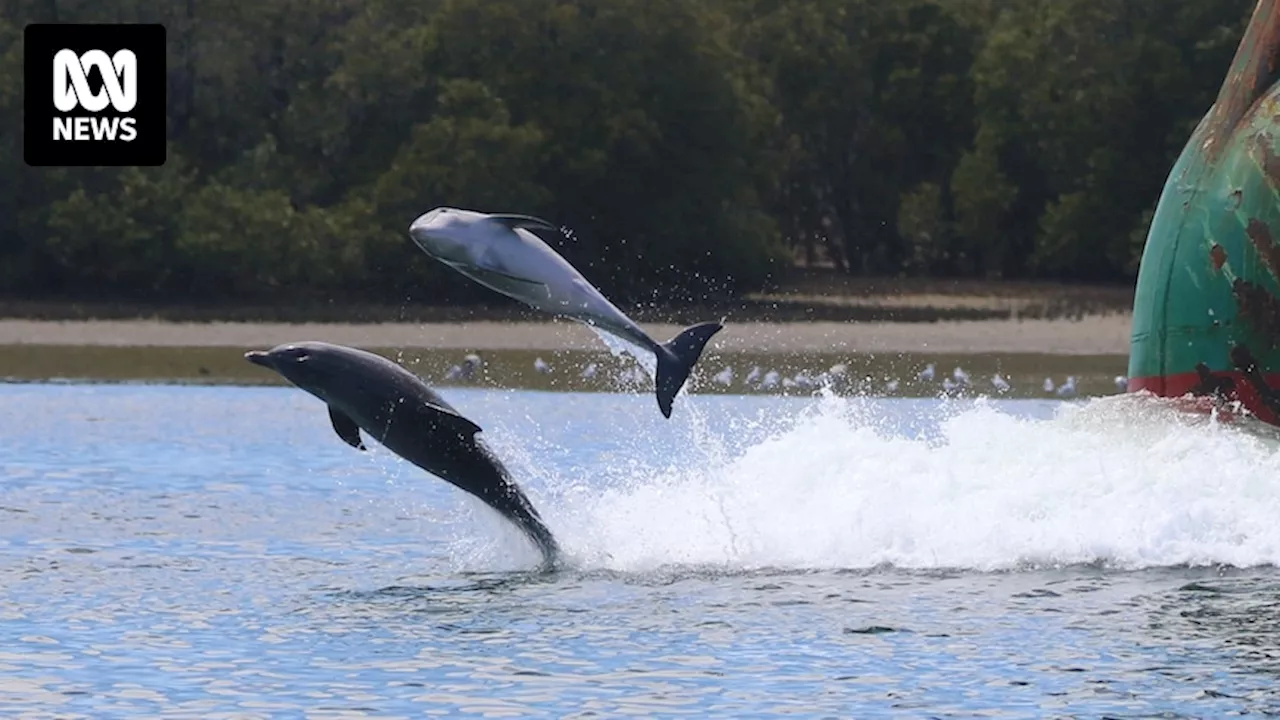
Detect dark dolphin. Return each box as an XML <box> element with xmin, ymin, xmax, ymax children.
<box><xmin>245</xmin><ymin>341</ymin><xmax>560</xmax><ymax>567</ymax></box>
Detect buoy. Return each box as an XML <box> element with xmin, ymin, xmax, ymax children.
<box><xmin>1128</xmin><ymin>0</ymin><xmax>1280</xmax><ymax>426</ymax></box>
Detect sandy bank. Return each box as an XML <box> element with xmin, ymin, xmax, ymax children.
<box><xmin>0</xmin><ymin>315</ymin><xmax>1133</xmax><ymax>355</ymax></box>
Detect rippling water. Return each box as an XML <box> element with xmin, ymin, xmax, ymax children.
<box><xmin>3</xmin><ymin>383</ymin><xmax>1280</xmax><ymax>717</ymax></box>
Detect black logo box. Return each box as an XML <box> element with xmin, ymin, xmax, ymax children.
<box><xmin>24</xmin><ymin>23</ymin><xmax>166</xmax><ymax>167</ymax></box>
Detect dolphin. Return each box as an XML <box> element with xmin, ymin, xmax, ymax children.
<box><xmin>407</xmin><ymin>207</ymin><xmax>724</xmax><ymax>418</ymax></box>
<box><xmin>244</xmin><ymin>341</ymin><xmax>560</xmax><ymax>568</ymax></box>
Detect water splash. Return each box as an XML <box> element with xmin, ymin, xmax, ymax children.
<box><xmin>521</xmin><ymin>393</ymin><xmax>1280</xmax><ymax>574</ymax></box>
<box><xmin>584</xmin><ymin>324</ymin><xmax>656</xmax><ymax>378</ymax></box>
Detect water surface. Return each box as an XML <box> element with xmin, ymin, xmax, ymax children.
<box><xmin>2</xmin><ymin>384</ymin><xmax>1279</xmax><ymax>717</ymax></box>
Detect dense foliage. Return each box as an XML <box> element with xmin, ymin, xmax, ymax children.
<box><xmin>0</xmin><ymin>0</ymin><xmax>1258</xmax><ymax>304</ymax></box>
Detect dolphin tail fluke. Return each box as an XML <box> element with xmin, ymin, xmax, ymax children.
<box><xmin>517</xmin><ymin>509</ymin><xmax>563</xmax><ymax>571</ymax></box>
<box><xmin>488</xmin><ymin>486</ymin><xmax>560</xmax><ymax>566</ymax></box>
<box><xmin>655</xmin><ymin>321</ymin><xmax>725</xmax><ymax>418</ymax></box>
<box><xmin>479</xmin><ymin>446</ymin><xmax>564</xmax><ymax>569</ymax></box>
<box><xmin>498</xmin><ymin>497</ymin><xmax>562</xmax><ymax>570</ymax></box>
<box><xmin>490</xmin><ymin>488</ymin><xmax>562</xmax><ymax>569</ymax></box>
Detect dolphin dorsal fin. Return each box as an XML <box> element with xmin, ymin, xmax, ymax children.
<box><xmin>421</xmin><ymin>399</ymin><xmax>484</xmax><ymax>438</ymax></box>
<box><xmin>328</xmin><ymin>406</ymin><xmax>366</xmax><ymax>450</ymax></box>
<box><xmin>487</xmin><ymin>213</ymin><xmax>561</xmax><ymax>234</ymax></box>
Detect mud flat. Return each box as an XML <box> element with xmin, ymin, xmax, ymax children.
<box><xmin>0</xmin><ymin>317</ymin><xmax>1131</xmax><ymax>399</ymax></box>
<box><xmin>0</xmin><ymin>315</ymin><xmax>1131</xmax><ymax>355</ymax></box>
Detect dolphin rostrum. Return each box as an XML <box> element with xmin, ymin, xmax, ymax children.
<box><xmin>245</xmin><ymin>341</ymin><xmax>560</xmax><ymax>567</ymax></box>
<box><xmin>407</xmin><ymin>207</ymin><xmax>724</xmax><ymax>418</ymax></box>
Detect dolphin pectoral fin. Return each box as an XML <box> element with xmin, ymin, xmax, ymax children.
<box><xmin>470</xmin><ymin>267</ymin><xmax>552</xmax><ymax>301</ymax></box>
<box><xmin>328</xmin><ymin>406</ymin><xmax>366</xmax><ymax>450</ymax></box>
<box><xmin>474</xmin><ymin>264</ymin><xmax>546</xmax><ymax>289</ymax></box>
<box><xmin>446</xmin><ymin>247</ymin><xmax>550</xmax><ymax>301</ymax></box>
<box><xmin>487</xmin><ymin>213</ymin><xmax>561</xmax><ymax>234</ymax></box>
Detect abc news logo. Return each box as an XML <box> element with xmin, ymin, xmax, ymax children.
<box><xmin>54</xmin><ymin>48</ymin><xmax>139</xmax><ymax>142</ymax></box>
<box><xmin>24</xmin><ymin>24</ymin><xmax>166</xmax><ymax>167</ymax></box>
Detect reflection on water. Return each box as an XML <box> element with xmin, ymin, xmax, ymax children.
<box><xmin>1</xmin><ymin>383</ymin><xmax>1279</xmax><ymax>716</ymax></box>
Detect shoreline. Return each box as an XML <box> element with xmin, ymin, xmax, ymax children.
<box><xmin>0</xmin><ymin>316</ymin><xmax>1133</xmax><ymax>356</ymax></box>
<box><xmin>0</xmin><ymin>278</ymin><xmax>1135</xmax><ymax>327</ymax></box>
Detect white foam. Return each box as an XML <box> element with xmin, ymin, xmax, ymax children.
<box><xmin>537</xmin><ymin>393</ymin><xmax>1280</xmax><ymax>573</ymax></box>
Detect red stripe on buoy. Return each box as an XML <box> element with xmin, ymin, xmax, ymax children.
<box><xmin>1128</xmin><ymin>371</ymin><xmax>1280</xmax><ymax>425</ymax></box>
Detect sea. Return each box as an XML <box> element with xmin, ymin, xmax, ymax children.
<box><xmin>2</xmin><ymin>381</ymin><xmax>1280</xmax><ymax>718</ymax></box>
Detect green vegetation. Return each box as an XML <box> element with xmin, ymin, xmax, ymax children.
<box><xmin>0</xmin><ymin>0</ymin><xmax>1257</xmax><ymax>306</ymax></box>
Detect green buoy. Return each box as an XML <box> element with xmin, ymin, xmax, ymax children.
<box><xmin>1129</xmin><ymin>0</ymin><xmax>1280</xmax><ymax>424</ymax></box>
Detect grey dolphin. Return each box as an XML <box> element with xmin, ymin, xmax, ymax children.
<box><xmin>245</xmin><ymin>341</ymin><xmax>560</xmax><ymax>567</ymax></box>
<box><xmin>407</xmin><ymin>207</ymin><xmax>724</xmax><ymax>418</ymax></box>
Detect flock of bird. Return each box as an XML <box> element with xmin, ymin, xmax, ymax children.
<box><xmin>441</xmin><ymin>354</ymin><xmax>1130</xmax><ymax>399</ymax></box>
